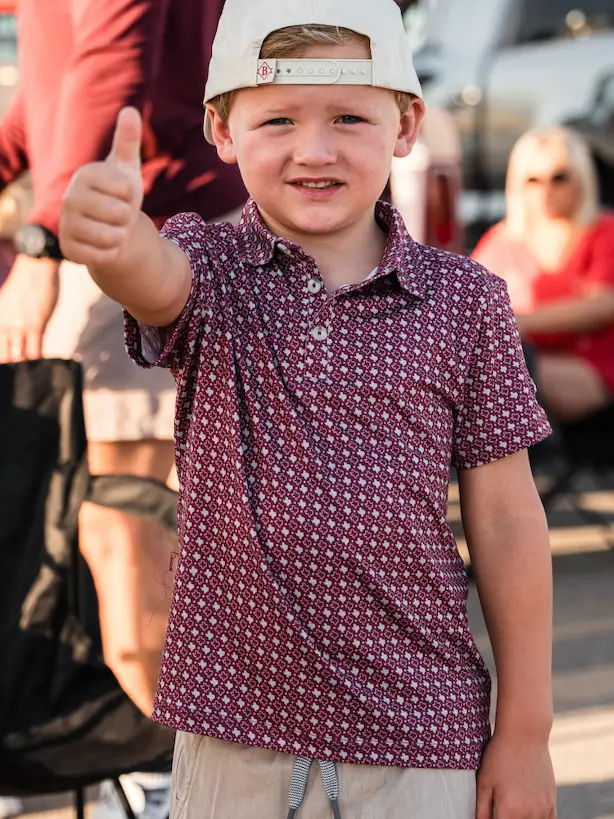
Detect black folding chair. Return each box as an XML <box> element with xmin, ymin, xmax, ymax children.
<box><xmin>0</xmin><ymin>359</ymin><xmax>178</xmax><ymax>819</ymax></box>
<box><xmin>534</xmin><ymin>403</ymin><xmax>614</xmax><ymax>540</ymax></box>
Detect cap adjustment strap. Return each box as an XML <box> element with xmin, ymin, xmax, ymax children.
<box><xmin>256</xmin><ymin>59</ymin><xmax>373</xmax><ymax>86</ymax></box>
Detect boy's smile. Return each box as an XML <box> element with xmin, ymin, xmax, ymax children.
<box><xmin>207</xmin><ymin>41</ymin><xmax>424</xmax><ymax>258</ymax></box>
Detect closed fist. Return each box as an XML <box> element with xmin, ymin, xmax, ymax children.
<box><xmin>59</xmin><ymin>107</ymin><xmax>144</xmax><ymax>268</ymax></box>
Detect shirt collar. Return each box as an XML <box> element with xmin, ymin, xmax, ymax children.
<box><xmin>237</xmin><ymin>199</ymin><xmax>426</xmax><ymax>300</ymax></box>
<box><xmin>373</xmin><ymin>200</ymin><xmax>426</xmax><ymax>300</ymax></box>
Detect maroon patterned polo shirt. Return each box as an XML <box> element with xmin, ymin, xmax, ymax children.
<box><xmin>125</xmin><ymin>199</ymin><xmax>551</xmax><ymax>769</ymax></box>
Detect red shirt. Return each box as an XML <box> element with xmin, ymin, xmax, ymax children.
<box><xmin>0</xmin><ymin>0</ymin><xmax>245</xmax><ymax>236</ymax></box>
<box><xmin>125</xmin><ymin>200</ymin><xmax>550</xmax><ymax>769</ymax></box>
<box><xmin>473</xmin><ymin>215</ymin><xmax>614</xmax><ymax>392</ymax></box>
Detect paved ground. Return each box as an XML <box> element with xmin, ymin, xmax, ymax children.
<box><xmin>5</xmin><ymin>474</ymin><xmax>614</xmax><ymax>819</ymax></box>
<box><xmin>469</xmin><ymin>548</ymin><xmax>614</xmax><ymax>819</ymax></box>
<box><xmin>462</xmin><ymin>472</ymin><xmax>614</xmax><ymax>819</ymax></box>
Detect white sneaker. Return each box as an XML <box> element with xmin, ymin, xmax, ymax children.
<box><xmin>0</xmin><ymin>797</ymin><xmax>23</xmax><ymax>819</ymax></box>
<box><xmin>94</xmin><ymin>773</ymin><xmax>171</xmax><ymax>819</ymax></box>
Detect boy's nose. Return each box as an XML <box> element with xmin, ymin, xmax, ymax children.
<box><xmin>292</xmin><ymin>125</ymin><xmax>338</xmax><ymax>166</ymax></box>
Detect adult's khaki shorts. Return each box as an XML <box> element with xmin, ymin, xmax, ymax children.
<box><xmin>171</xmin><ymin>731</ymin><xmax>477</xmax><ymax>819</ymax></box>
<box><xmin>42</xmin><ymin>261</ymin><xmax>177</xmax><ymax>442</ymax></box>
<box><xmin>42</xmin><ymin>206</ymin><xmax>245</xmax><ymax>443</ymax></box>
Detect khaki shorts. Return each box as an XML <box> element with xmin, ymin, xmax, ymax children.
<box><xmin>171</xmin><ymin>731</ymin><xmax>477</xmax><ymax>819</ymax></box>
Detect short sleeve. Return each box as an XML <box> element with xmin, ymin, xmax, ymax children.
<box><xmin>452</xmin><ymin>275</ymin><xmax>552</xmax><ymax>470</ymax></box>
<box><xmin>123</xmin><ymin>212</ymin><xmax>212</xmax><ymax>374</ymax></box>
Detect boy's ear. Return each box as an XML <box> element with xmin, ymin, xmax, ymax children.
<box><xmin>206</xmin><ymin>105</ymin><xmax>238</xmax><ymax>165</ymax></box>
<box><xmin>394</xmin><ymin>98</ymin><xmax>426</xmax><ymax>159</ymax></box>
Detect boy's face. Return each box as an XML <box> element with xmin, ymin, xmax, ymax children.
<box><xmin>207</xmin><ymin>40</ymin><xmax>425</xmax><ymax>239</ymax></box>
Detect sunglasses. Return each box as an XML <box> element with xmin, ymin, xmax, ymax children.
<box><xmin>525</xmin><ymin>170</ymin><xmax>572</xmax><ymax>187</ymax></box>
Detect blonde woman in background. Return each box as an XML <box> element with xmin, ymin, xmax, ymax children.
<box><xmin>472</xmin><ymin>127</ymin><xmax>614</xmax><ymax>423</ymax></box>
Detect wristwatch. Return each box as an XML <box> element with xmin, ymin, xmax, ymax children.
<box><xmin>14</xmin><ymin>224</ymin><xmax>64</xmax><ymax>260</ymax></box>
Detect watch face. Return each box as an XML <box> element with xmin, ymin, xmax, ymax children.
<box><xmin>20</xmin><ymin>226</ymin><xmax>47</xmax><ymax>257</ymax></box>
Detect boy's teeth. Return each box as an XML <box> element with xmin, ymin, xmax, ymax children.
<box><xmin>298</xmin><ymin>181</ymin><xmax>337</xmax><ymax>189</ymax></box>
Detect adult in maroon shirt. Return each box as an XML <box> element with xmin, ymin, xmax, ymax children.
<box><xmin>0</xmin><ymin>0</ymin><xmax>245</xmax><ymax>720</ymax></box>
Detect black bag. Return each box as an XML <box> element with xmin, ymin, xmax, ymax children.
<box><xmin>0</xmin><ymin>359</ymin><xmax>176</xmax><ymax>796</ymax></box>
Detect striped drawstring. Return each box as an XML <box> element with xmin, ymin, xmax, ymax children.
<box><xmin>286</xmin><ymin>757</ymin><xmax>342</xmax><ymax>819</ymax></box>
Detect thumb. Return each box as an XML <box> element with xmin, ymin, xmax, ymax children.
<box><xmin>107</xmin><ymin>106</ymin><xmax>142</xmax><ymax>169</ymax></box>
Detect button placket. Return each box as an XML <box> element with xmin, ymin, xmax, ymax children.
<box><xmin>309</xmin><ymin>292</ymin><xmax>336</xmax><ymax>346</ymax></box>
<box><xmin>303</xmin><ymin>268</ymin><xmax>330</xmax><ymax>344</ymax></box>
<box><xmin>285</xmin><ymin>262</ymin><xmax>337</xmax><ymax>384</ymax></box>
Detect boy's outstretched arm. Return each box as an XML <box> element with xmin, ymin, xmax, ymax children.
<box><xmin>459</xmin><ymin>449</ymin><xmax>557</xmax><ymax>819</ymax></box>
<box><xmin>59</xmin><ymin>107</ymin><xmax>191</xmax><ymax>328</ymax></box>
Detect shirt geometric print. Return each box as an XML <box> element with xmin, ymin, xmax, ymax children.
<box><xmin>124</xmin><ymin>199</ymin><xmax>551</xmax><ymax>769</ymax></box>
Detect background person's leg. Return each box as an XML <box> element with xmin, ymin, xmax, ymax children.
<box><xmin>40</xmin><ymin>261</ymin><xmax>178</xmax><ymax>818</ymax></box>
<box><xmin>536</xmin><ymin>354</ymin><xmax>611</xmax><ymax>424</ymax></box>
<box><xmin>43</xmin><ymin>262</ymin><xmax>178</xmax><ymax>714</ymax></box>
<box><xmin>81</xmin><ymin>439</ymin><xmax>176</xmax><ymax>716</ymax></box>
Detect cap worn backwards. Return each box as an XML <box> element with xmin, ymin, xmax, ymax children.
<box><xmin>202</xmin><ymin>0</ymin><xmax>422</xmax><ymax>144</ymax></box>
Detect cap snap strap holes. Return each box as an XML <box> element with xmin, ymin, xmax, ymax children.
<box><xmin>256</xmin><ymin>59</ymin><xmax>373</xmax><ymax>86</ymax></box>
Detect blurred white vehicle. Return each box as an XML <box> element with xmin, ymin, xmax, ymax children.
<box><xmin>405</xmin><ymin>0</ymin><xmax>614</xmax><ymax>244</ymax></box>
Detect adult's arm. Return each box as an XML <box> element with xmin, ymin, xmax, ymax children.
<box><xmin>516</xmin><ymin>220</ymin><xmax>614</xmax><ymax>337</ymax></box>
<box><xmin>29</xmin><ymin>0</ymin><xmax>172</xmax><ymax>236</ymax></box>
<box><xmin>0</xmin><ymin>91</ymin><xmax>28</xmax><ymax>191</ymax></box>
<box><xmin>516</xmin><ymin>290</ymin><xmax>614</xmax><ymax>336</ymax></box>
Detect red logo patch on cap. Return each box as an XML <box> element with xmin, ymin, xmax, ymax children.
<box><xmin>257</xmin><ymin>61</ymin><xmax>273</xmax><ymax>81</ymax></box>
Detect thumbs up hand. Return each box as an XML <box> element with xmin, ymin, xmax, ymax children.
<box><xmin>60</xmin><ymin>107</ymin><xmax>145</xmax><ymax>269</ymax></box>
<box><xmin>106</xmin><ymin>106</ymin><xmax>144</xmax><ymax>209</ymax></box>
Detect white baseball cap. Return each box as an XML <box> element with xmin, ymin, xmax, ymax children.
<box><xmin>203</xmin><ymin>0</ymin><xmax>422</xmax><ymax>144</ymax></box>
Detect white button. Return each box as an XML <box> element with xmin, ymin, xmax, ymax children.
<box><xmin>277</xmin><ymin>243</ymin><xmax>291</xmax><ymax>255</ymax></box>
<box><xmin>307</xmin><ymin>278</ymin><xmax>323</xmax><ymax>295</ymax></box>
<box><xmin>311</xmin><ymin>326</ymin><xmax>329</xmax><ymax>342</ymax></box>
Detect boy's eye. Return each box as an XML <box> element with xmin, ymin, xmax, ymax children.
<box><xmin>336</xmin><ymin>115</ymin><xmax>365</xmax><ymax>124</ymax></box>
<box><xmin>261</xmin><ymin>115</ymin><xmax>365</xmax><ymax>127</ymax></box>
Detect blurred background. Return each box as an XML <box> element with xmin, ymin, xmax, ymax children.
<box><xmin>0</xmin><ymin>2</ymin><xmax>612</xmax><ymax>819</ymax></box>
<box><xmin>403</xmin><ymin>0</ymin><xmax>614</xmax><ymax>249</ymax></box>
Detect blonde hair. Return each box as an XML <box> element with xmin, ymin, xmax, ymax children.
<box><xmin>210</xmin><ymin>25</ymin><xmax>413</xmax><ymax>124</ymax></box>
<box><xmin>504</xmin><ymin>126</ymin><xmax>599</xmax><ymax>238</ymax></box>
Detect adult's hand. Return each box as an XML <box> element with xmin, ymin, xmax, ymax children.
<box><xmin>0</xmin><ymin>253</ymin><xmax>60</xmax><ymax>362</ymax></box>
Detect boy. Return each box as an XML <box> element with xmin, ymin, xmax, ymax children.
<box><xmin>59</xmin><ymin>0</ymin><xmax>557</xmax><ymax>816</ymax></box>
